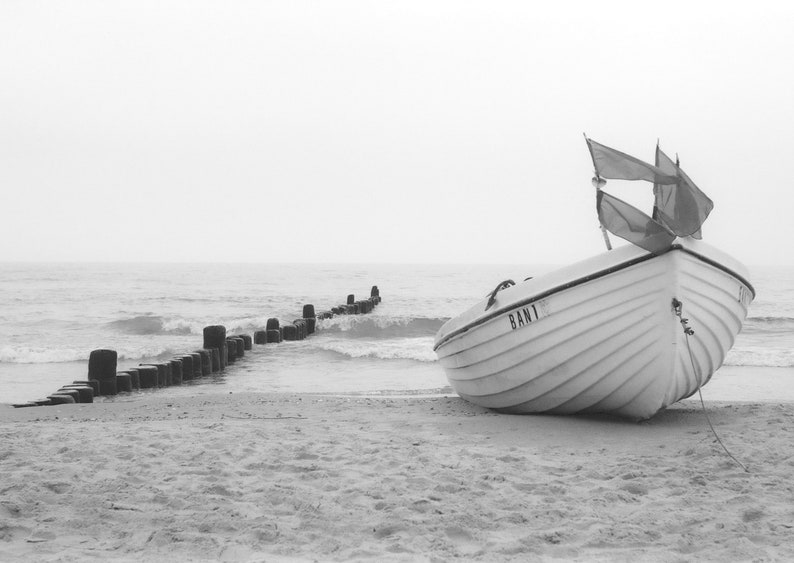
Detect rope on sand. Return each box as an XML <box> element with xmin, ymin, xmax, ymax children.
<box><xmin>673</xmin><ymin>298</ymin><xmax>749</xmax><ymax>473</ymax></box>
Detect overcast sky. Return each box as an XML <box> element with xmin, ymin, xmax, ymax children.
<box><xmin>1</xmin><ymin>1</ymin><xmax>792</xmax><ymax>266</ymax></box>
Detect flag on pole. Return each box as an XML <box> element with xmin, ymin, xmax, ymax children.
<box><xmin>653</xmin><ymin>146</ymin><xmax>713</xmax><ymax>238</ymax></box>
<box><xmin>586</xmin><ymin>138</ymin><xmax>677</xmax><ymax>184</ymax></box>
<box><xmin>596</xmin><ymin>190</ymin><xmax>676</xmax><ymax>254</ymax></box>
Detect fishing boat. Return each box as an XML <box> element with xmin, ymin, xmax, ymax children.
<box><xmin>433</xmin><ymin>137</ymin><xmax>755</xmax><ymax>419</ymax></box>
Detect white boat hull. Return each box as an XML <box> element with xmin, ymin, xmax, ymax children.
<box><xmin>433</xmin><ymin>239</ymin><xmax>754</xmax><ymax>419</ymax></box>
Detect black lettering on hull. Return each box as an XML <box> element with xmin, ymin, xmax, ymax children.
<box><xmin>507</xmin><ymin>301</ymin><xmax>547</xmax><ymax>331</ymax></box>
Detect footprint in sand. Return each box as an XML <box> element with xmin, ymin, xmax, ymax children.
<box><xmin>446</xmin><ymin>526</ymin><xmax>479</xmax><ymax>554</ymax></box>
<box><xmin>373</xmin><ymin>524</ymin><xmax>404</xmax><ymax>539</ymax></box>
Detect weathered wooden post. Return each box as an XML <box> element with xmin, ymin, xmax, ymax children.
<box><xmin>73</xmin><ymin>380</ymin><xmax>100</xmax><ymax>395</ymax></box>
<box><xmin>282</xmin><ymin>324</ymin><xmax>298</xmax><ymax>341</ymax></box>
<box><xmin>303</xmin><ymin>304</ymin><xmax>316</xmax><ymax>334</ymax></box>
<box><xmin>115</xmin><ymin>373</ymin><xmax>133</xmax><ymax>393</ymax></box>
<box><xmin>209</xmin><ymin>349</ymin><xmax>221</xmax><ymax>372</ymax></box>
<box><xmin>189</xmin><ymin>353</ymin><xmax>203</xmax><ymax>378</ymax></box>
<box><xmin>169</xmin><ymin>359</ymin><xmax>183</xmax><ymax>385</ymax></box>
<box><xmin>121</xmin><ymin>369</ymin><xmax>141</xmax><ymax>390</ymax></box>
<box><xmin>175</xmin><ymin>355</ymin><xmax>194</xmax><ymax>380</ymax></box>
<box><xmin>266</xmin><ymin>329</ymin><xmax>281</xmax><ymax>343</ymax></box>
<box><xmin>137</xmin><ymin>365</ymin><xmax>159</xmax><ymax>389</ymax></box>
<box><xmin>292</xmin><ymin>319</ymin><xmax>306</xmax><ymax>340</ymax></box>
<box><xmin>140</xmin><ymin>363</ymin><xmax>169</xmax><ymax>387</ymax></box>
<box><xmin>226</xmin><ymin>338</ymin><xmax>238</xmax><ymax>363</ymax></box>
<box><xmin>55</xmin><ymin>388</ymin><xmax>81</xmax><ymax>403</ymax></box>
<box><xmin>265</xmin><ymin>318</ymin><xmax>282</xmax><ymax>341</ymax></box>
<box><xmin>203</xmin><ymin>325</ymin><xmax>227</xmax><ymax>370</ymax></box>
<box><xmin>239</xmin><ymin>334</ymin><xmax>252</xmax><ymax>350</ymax></box>
<box><xmin>88</xmin><ymin>349</ymin><xmax>118</xmax><ymax>396</ymax></box>
<box><xmin>47</xmin><ymin>394</ymin><xmax>75</xmax><ymax>405</ymax></box>
<box><xmin>195</xmin><ymin>349</ymin><xmax>212</xmax><ymax>376</ymax></box>
<box><xmin>66</xmin><ymin>385</ymin><xmax>95</xmax><ymax>402</ymax></box>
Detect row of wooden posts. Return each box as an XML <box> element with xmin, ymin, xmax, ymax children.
<box><xmin>13</xmin><ymin>287</ymin><xmax>381</xmax><ymax>408</ymax></box>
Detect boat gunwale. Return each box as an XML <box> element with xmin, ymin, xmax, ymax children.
<box><xmin>433</xmin><ymin>243</ymin><xmax>755</xmax><ymax>352</ymax></box>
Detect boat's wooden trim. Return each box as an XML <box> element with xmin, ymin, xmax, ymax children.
<box><xmin>433</xmin><ymin>243</ymin><xmax>754</xmax><ymax>352</ymax></box>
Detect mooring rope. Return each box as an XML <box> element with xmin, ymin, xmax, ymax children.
<box><xmin>672</xmin><ymin>298</ymin><xmax>749</xmax><ymax>473</ymax></box>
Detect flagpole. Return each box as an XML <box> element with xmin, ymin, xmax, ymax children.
<box><xmin>595</xmin><ymin>183</ymin><xmax>613</xmax><ymax>251</ymax></box>
<box><xmin>599</xmin><ymin>218</ymin><xmax>612</xmax><ymax>250</ymax></box>
<box><xmin>584</xmin><ymin>133</ymin><xmax>612</xmax><ymax>251</ymax></box>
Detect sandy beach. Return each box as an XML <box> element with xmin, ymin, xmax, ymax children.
<box><xmin>1</xmin><ymin>387</ymin><xmax>793</xmax><ymax>562</ymax></box>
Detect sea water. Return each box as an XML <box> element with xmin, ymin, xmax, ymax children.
<box><xmin>0</xmin><ymin>262</ymin><xmax>791</xmax><ymax>405</ymax></box>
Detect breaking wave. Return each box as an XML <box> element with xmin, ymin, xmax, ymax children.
<box><xmin>0</xmin><ymin>345</ymin><xmax>88</xmax><ymax>364</ymax></box>
<box><xmin>725</xmin><ymin>348</ymin><xmax>794</xmax><ymax>368</ymax></box>
<box><xmin>108</xmin><ymin>315</ymin><xmax>195</xmax><ymax>335</ymax></box>
<box><xmin>743</xmin><ymin>316</ymin><xmax>794</xmax><ymax>333</ymax></box>
<box><xmin>107</xmin><ymin>314</ymin><xmax>307</xmax><ymax>337</ymax></box>
<box><xmin>0</xmin><ymin>344</ymin><xmax>179</xmax><ymax>364</ymax></box>
<box><xmin>316</xmin><ymin>315</ymin><xmax>446</xmax><ymax>339</ymax></box>
<box><xmin>313</xmin><ymin>337</ymin><xmax>438</xmax><ymax>363</ymax></box>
